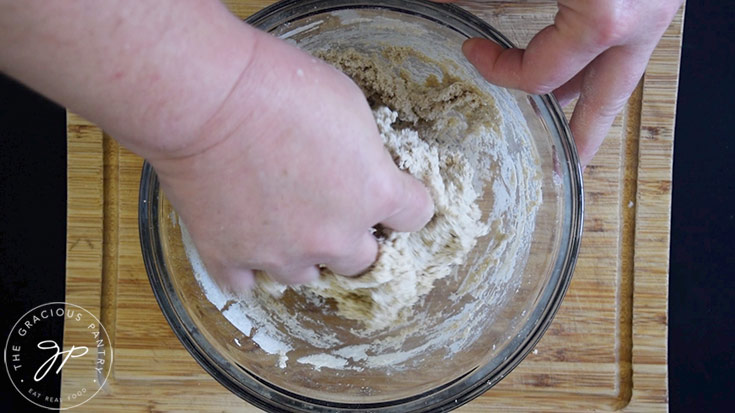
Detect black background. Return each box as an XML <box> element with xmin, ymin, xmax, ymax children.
<box><xmin>1</xmin><ymin>63</ymin><xmax>66</xmax><ymax>411</ymax></box>
<box><xmin>1</xmin><ymin>1</ymin><xmax>733</xmax><ymax>411</ymax></box>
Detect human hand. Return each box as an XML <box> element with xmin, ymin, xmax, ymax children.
<box><xmin>150</xmin><ymin>32</ymin><xmax>434</xmax><ymax>289</ymax></box>
<box><xmin>433</xmin><ymin>0</ymin><xmax>683</xmax><ymax>167</ymax></box>
<box><xmin>0</xmin><ymin>0</ymin><xmax>433</xmax><ymax>290</ymax></box>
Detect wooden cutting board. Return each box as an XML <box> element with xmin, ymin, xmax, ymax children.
<box><xmin>63</xmin><ymin>1</ymin><xmax>684</xmax><ymax>411</ymax></box>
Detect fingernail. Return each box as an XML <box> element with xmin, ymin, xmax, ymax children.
<box><xmin>461</xmin><ymin>39</ymin><xmax>476</xmax><ymax>60</ymax></box>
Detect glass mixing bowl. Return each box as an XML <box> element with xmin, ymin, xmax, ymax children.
<box><xmin>139</xmin><ymin>1</ymin><xmax>583</xmax><ymax>411</ymax></box>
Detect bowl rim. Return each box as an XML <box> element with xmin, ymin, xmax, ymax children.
<box><xmin>139</xmin><ymin>1</ymin><xmax>584</xmax><ymax>411</ymax></box>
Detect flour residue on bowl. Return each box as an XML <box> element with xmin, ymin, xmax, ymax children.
<box><xmin>182</xmin><ymin>12</ymin><xmax>543</xmax><ymax>374</ymax></box>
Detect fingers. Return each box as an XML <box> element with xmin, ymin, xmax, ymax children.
<box><xmin>324</xmin><ymin>231</ymin><xmax>378</xmax><ymax>276</ymax></box>
<box><xmin>209</xmin><ymin>169</ymin><xmax>432</xmax><ymax>288</ymax></box>
<box><xmin>460</xmin><ymin>13</ymin><xmax>650</xmax><ymax>169</ymax></box>
<box><xmin>283</xmin><ymin>168</ymin><xmax>432</xmax><ymax>278</ymax></box>
<box><xmin>569</xmin><ymin>45</ymin><xmax>650</xmax><ymax>167</ymax></box>
<box><xmin>322</xmin><ymin>169</ymin><xmax>433</xmax><ymax>276</ymax></box>
<box><xmin>553</xmin><ymin>69</ymin><xmax>584</xmax><ymax>107</ymax></box>
<box><xmin>218</xmin><ymin>267</ymin><xmax>256</xmax><ymax>293</ymax></box>
<box><xmin>318</xmin><ymin>169</ymin><xmax>433</xmax><ymax>278</ymax></box>
<box><xmin>462</xmin><ymin>23</ymin><xmax>605</xmax><ymax>95</ymax></box>
<box><xmin>267</xmin><ymin>265</ymin><xmax>321</xmax><ymax>285</ymax></box>
<box><xmin>379</xmin><ymin>170</ymin><xmax>435</xmax><ymax>232</ymax></box>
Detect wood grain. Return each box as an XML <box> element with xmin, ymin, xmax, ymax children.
<box><xmin>62</xmin><ymin>1</ymin><xmax>684</xmax><ymax>411</ymax></box>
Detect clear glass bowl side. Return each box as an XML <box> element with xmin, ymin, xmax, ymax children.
<box><xmin>140</xmin><ymin>1</ymin><xmax>583</xmax><ymax>411</ymax></box>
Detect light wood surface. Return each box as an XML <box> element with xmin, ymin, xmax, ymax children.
<box><xmin>63</xmin><ymin>1</ymin><xmax>684</xmax><ymax>411</ymax></box>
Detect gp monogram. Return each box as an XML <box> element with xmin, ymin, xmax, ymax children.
<box><xmin>4</xmin><ymin>302</ymin><xmax>113</xmax><ymax>410</ymax></box>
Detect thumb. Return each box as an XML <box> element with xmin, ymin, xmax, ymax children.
<box><xmin>380</xmin><ymin>170</ymin><xmax>434</xmax><ymax>232</ymax></box>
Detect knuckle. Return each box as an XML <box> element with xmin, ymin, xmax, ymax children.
<box><xmin>256</xmin><ymin>252</ymin><xmax>286</xmax><ymax>274</ymax></box>
<box><xmin>347</xmin><ymin>256</ymin><xmax>375</xmax><ymax>275</ymax></box>
<box><xmin>330</xmin><ymin>236</ymin><xmax>377</xmax><ymax>275</ymax></box>
<box><xmin>648</xmin><ymin>4</ymin><xmax>678</xmax><ymax>33</ymax></box>
<box><xmin>251</xmin><ymin>242</ymin><xmax>296</xmax><ymax>274</ymax></box>
<box><xmin>597</xmin><ymin>97</ymin><xmax>629</xmax><ymax>119</ymax></box>
<box><xmin>266</xmin><ymin>261</ymin><xmax>315</xmax><ymax>285</ymax></box>
<box><xmin>588</xmin><ymin>7</ymin><xmax>633</xmax><ymax>46</ymax></box>
<box><xmin>355</xmin><ymin>238</ymin><xmax>378</xmax><ymax>267</ymax></box>
<box><xmin>306</xmin><ymin>226</ymin><xmax>349</xmax><ymax>259</ymax></box>
<box><xmin>371</xmin><ymin>173</ymin><xmax>402</xmax><ymax>216</ymax></box>
<box><xmin>288</xmin><ymin>268</ymin><xmax>319</xmax><ymax>285</ymax></box>
<box><xmin>594</xmin><ymin>20</ymin><xmax>624</xmax><ymax>46</ymax></box>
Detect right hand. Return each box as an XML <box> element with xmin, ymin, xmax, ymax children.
<box><xmin>434</xmin><ymin>0</ymin><xmax>683</xmax><ymax>168</ymax></box>
<box><xmin>150</xmin><ymin>32</ymin><xmax>434</xmax><ymax>289</ymax></box>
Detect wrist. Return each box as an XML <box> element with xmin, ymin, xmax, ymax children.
<box><xmin>0</xmin><ymin>0</ymin><xmax>263</xmax><ymax>163</ymax></box>
<box><xmin>150</xmin><ymin>30</ymin><xmax>323</xmax><ymax>169</ymax></box>
<box><xmin>110</xmin><ymin>3</ymin><xmax>263</xmax><ymax>162</ymax></box>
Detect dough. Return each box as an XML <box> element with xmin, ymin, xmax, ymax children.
<box><xmin>184</xmin><ymin>42</ymin><xmax>544</xmax><ymax>368</ymax></box>
<box><xmin>285</xmin><ymin>107</ymin><xmax>487</xmax><ymax>331</ymax></box>
<box><xmin>255</xmin><ymin>47</ymin><xmax>500</xmax><ymax>331</ymax></box>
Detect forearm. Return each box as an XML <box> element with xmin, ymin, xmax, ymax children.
<box><xmin>0</xmin><ymin>0</ymin><xmax>258</xmax><ymax>159</ymax></box>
